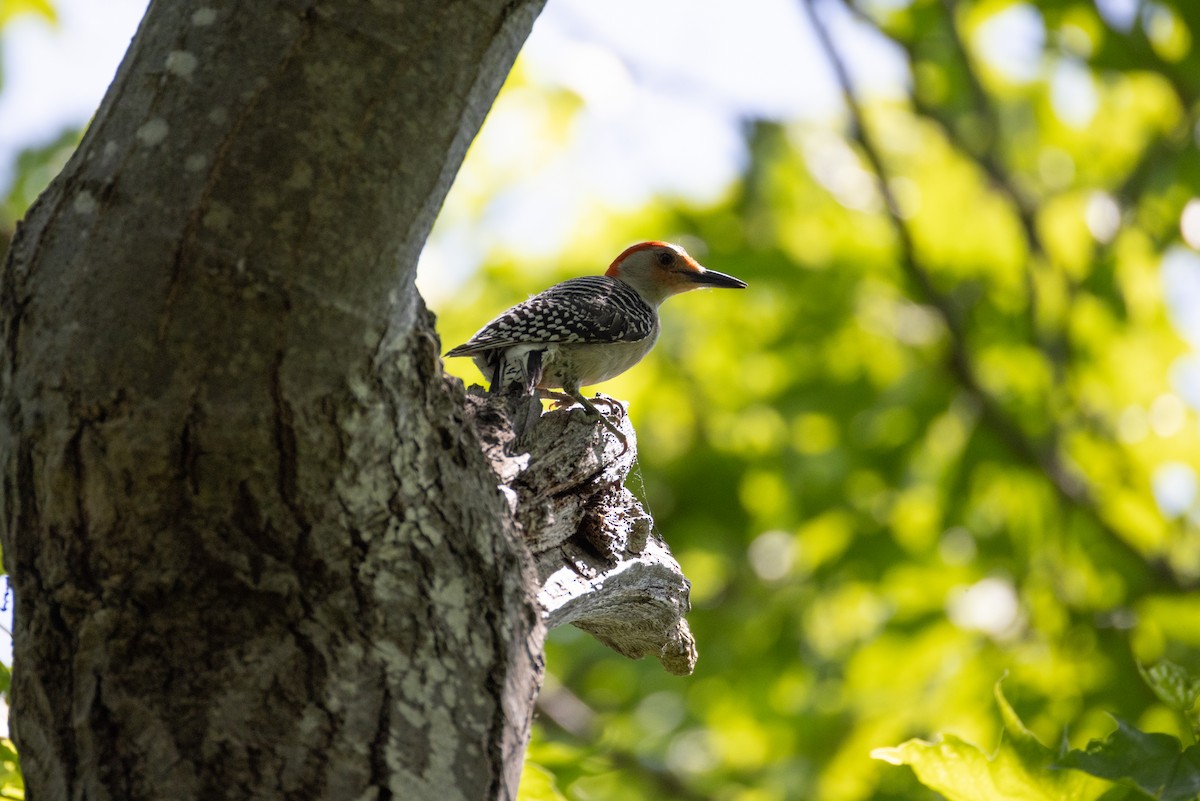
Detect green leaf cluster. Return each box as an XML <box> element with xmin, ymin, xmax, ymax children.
<box><xmin>874</xmin><ymin>682</ymin><xmax>1111</xmax><ymax>801</ymax></box>
<box><xmin>0</xmin><ymin>665</ymin><xmax>19</xmax><ymax>800</ymax></box>
<box><xmin>878</xmin><ymin>667</ymin><xmax>1200</xmax><ymax>801</ymax></box>
<box><xmin>1060</xmin><ymin>717</ymin><xmax>1200</xmax><ymax>801</ymax></box>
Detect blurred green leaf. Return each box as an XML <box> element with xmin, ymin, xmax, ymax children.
<box><xmin>517</xmin><ymin>762</ymin><xmax>568</xmax><ymax>801</ymax></box>
<box><xmin>2</xmin><ymin>128</ymin><xmax>81</xmax><ymax>228</ymax></box>
<box><xmin>1059</xmin><ymin>719</ymin><xmax>1200</xmax><ymax>801</ymax></box>
<box><xmin>0</xmin><ymin>739</ymin><xmax>21</xmax><ymax>799</ymax></box>
<box><xmin>1138</xmin><ymin>661</ymin><xmax>1200</xmax><ymax>716</ymax></box>
<box><xmin>873</xmin><ymin>682</ymin><xmax>1113</xmax><ymax>801</ymax></box>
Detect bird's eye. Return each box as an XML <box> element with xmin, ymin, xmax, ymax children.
<box><xmin>656</xmin><ymin>251</ymin><xmax>675</xmax><ymax>267</ymax></box>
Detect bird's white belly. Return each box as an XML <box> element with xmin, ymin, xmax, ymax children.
<box><xmin>539</xmin><ymin>332</ymin><xmax>659</xmax><ymax>390</ymax></box>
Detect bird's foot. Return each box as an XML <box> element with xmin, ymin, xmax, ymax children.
<box><xmin>593</xmin><ymin>412</ymin><xmax>629</xmax><ymax>454</ymax></box>
<box><xmin>590</xmin><ymin>394</ymin><xmax>625</xmax><ymax>417</ymax></box>
<box><xmin>540</xmin><ymin>390</ymin><xmax>576</xmax><ymax>410</ymax></box>
<box><xmin>542</xmin><ymin>391</ymin><xmax>624</xmax><ymax>419</ymax></box>
<box><xmin>549</xmin><ymin>391</ymin><xmax>630</xmax><ymax>455</ymax></box>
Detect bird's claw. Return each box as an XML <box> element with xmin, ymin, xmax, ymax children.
<box><xmin>543</xmin><ymin>390</ymin><xmax>629</xmax><ymax>454</ymax></box>
<box><xmin>595</xmin><ymin>414</ymin><xmax>629</xmax><ymax>455</ymax></box>
<box><xmin>590</xmin><ymin>394</ymin><xmax>625</xmax><ymax>417</ymax></box>
<box><xmin>585</xmin><ymin>398</ymin><xmax>630</xmax><ymax>454</ymax></box>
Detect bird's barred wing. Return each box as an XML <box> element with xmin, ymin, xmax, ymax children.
<box><xmin>445</xmin><ymin>277</ymin><xmax>655</xmax><ymax>356</ymax></box>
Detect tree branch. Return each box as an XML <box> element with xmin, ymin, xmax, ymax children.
<box><xmin>463</xmin><ymin>388</ymin><xmax>698</xmax><ymax>676</ymax></box>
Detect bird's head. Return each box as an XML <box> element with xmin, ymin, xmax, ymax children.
<box><xmin>604</xmin><ymin>241</ymin><xmax>747</xmax><ymax>306</ymax></box>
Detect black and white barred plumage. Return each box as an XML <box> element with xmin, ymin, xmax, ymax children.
<box><xmin>445</xmin><ymin>276</ymin><xmax>656</xmax><ymax>357</ymax></box>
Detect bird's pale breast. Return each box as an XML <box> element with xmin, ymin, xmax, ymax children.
<box><xmin>538</xmin><ymin>325</ymin><xmax>660</xmax><ymax>389</ymax></box>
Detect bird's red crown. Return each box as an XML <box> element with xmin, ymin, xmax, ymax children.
<box><xmin>605</xmin><ymin>241</ymin><xmax>702</xmax><ymax>278</ymax></box>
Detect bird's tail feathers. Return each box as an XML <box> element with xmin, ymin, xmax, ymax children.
<box><xmin>490</xmin><ymin>346</ymin><xmax>543</xmax><ymax>397</ymax></box>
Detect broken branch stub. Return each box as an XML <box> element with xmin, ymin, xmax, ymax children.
<box><xmin>462</xmin><ymin>387</ymin><xmax>697</xmax><ymax>676</ymax></box>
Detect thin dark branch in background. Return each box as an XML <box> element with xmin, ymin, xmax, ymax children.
<box><xmin>1090</xmin><ymin>0</ymin><xmax>1194</xmax><ymax>111</ymax></box>
<box><xmin>934</xmin><ymin>3</ymin><xmax>1049</xmax><ymax>318</ymax></box>
<box><xmin>936</xmin><ymin>0</ymin><xmax>1047</xmax><ymax>263</ymax></box>
<box><xmin>1113</xmin><ymin>109</ymin><xmax>1200</xmax><ymax>210</ymax></box>
<box><xmin>910</xmin><ymin>0</ymin><xmax>1048</xmax><ymax>358</ymax></box>
<box><xmin>799</xmin><ymin>0</ymin><xmax>1181</xmax><ymax>588</ymax></box>
<box><xmin>840</xmin><ymin>0</ymin><xmax>1049</xmax><ymax>345</ymax></box>
<box><xmin>936</xmin><ymin>0</ymin><xmax>999</xmax><ymax>146</ymax></box>
<box><xmin>837</xmin><ymin>0</ymin><xmax>1044</xmax><ymax>254</ymax></box>
<box><xmin>801</xmin><ymin>0</ymin><xmax>944</xmax><ymax>321</ymax></box>
<box><xmin>848</xmin><ymin>0</ymin><xmax>1198</xmax><ymax>246</ymax></box>
<box><xmin>1092</xmin><ymin>0</ymin><xmax>1200</xmax><ymax>213</ymax></box>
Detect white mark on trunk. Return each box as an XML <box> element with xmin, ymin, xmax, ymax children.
<box><xmin>136</xmin><ymin>118</ymin><xmax>169</xmax><ymax>147</ymax></box>
<box><xmin>185</xmin><ymin>154</ymin><xmax>207</xmax><ymax>172</ymax></box>
<box><xmin>74</xmin><ymin>191</ymin><xmax>98</xmax><ymax>215</ymax></box>
<box><xmin>374</xmin><ymin>641</ymin><xmax>410</xmax><ymax>679</ymax></box>
<box><xmin>430</xmin><ymin>576</ymin><xmax>467</xmax><ymax>633</ymax></box>
<box><xmin>297</xmin><ymin>706</ymin><xmax>324</xmax><ymax>735</ymax></box>
<box><xmin>166</xmin><ymin>51</ymin><xmax>199</xmax><ymax>78</ymax></box>
<box><xmin>423</xmin><ymin>708</ymin><xmax>468</xmax><ymax>800</ymax></box>
<box><xmin>192</xmin><ymin>7</ymin><xmax>217</xmax><ymax>26</ymax></box>
<box><xmin>396</xmin><ymin>698</ymin><xmax>423</xmax><ymax>727</ymax></box>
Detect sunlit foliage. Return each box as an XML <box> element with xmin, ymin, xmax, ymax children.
<box><xmin>434</xmin><ymin>1</ymin><xmax>1200</xmax><ymax>798</ymax></box>
<box><xmin>0</xmin><ymin>0</ymin><xmax>73</xmax><ymax>260</ymax></box>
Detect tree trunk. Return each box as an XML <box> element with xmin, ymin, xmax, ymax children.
<box><xmin>0</xmin><ymin>0</ymin><xmax>548</xmax><ymax>798</ymax></box>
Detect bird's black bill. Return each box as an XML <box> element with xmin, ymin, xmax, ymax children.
<box><xmin>690</xmin><ymin>269</ymin><xmax>748</xmax><ymax>289</ymax></box>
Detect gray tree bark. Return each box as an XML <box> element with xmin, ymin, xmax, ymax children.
<box><xmin>0</xmin><ymin>0</ymin><xmax>550</xmax><ymax>798</ymax></box>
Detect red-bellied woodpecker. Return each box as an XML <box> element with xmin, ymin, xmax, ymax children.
<box><xmin>445</xmin><ymin>241</ymin><xmax>747</xmax><ymax>448</ymax></box>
